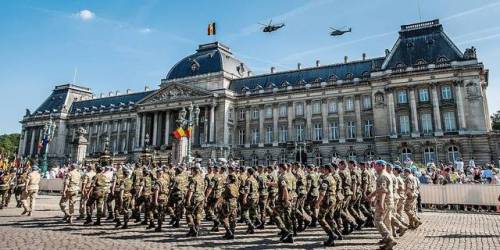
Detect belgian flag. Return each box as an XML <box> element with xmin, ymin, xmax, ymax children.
<box><xmin>207</xmin><ymin>22</ymin><xmax>216</xmax><ymax>36</ymax></box>
<box><xmin>172</xmin><ymin>127</ymin><xmax>186</xmax><ymax>140</ymax></box>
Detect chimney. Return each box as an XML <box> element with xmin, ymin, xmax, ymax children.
<box><xmin>126</xmin><ymin>89</ymin><xmax>132</xmax><ymax>94</ymax></box>
<box><xmin>315</xmin><ymin>60</ymin><xmax>321</xmax><ymax>67</ymax></box>
<box><xmin>115</xmin><ymin>90</ymin><xmax>120</xmax><ymax>96</ymax></box>
<box><xmin>270</xmin><ymin>67</ymin><xmax>276</xmax><ymax>74</ymax></box>
<box><xmin>247</xmin><ymin>71</ymin><xmax>252</xmax><ymax>77</ymax></box>
<box><xmin>362</xmin><ymin>53</ymin><xmax>366</xmax><ymax>61</ymax></box>
<box><xmin>145</xmin><ymin>85</ymin><xmax>150</xmax><ymax>91</ymax></box>
<box><xmin>344</xmin><ymin>56</ymin><xmax>348</xmax><ymax>63</ymax></box>
<box><xmin>297</xmin><ymin>63</ymin><xmax>302</xmax><ymax>70</ymax></box>
<box><xmin>385</xmin><ymin>49</ymin><xmax>390</xmax><ymax>56</ymax></box>
<box><xmin>108</xmin><ymin>91</ymin><xmax>113</xmax><ymax>97</ymax></box>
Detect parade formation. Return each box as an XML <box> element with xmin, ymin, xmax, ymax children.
<box><xmin>1</xmin><ymin>158</ymin><xmax>423</xmax><ymax>250</ymax></box>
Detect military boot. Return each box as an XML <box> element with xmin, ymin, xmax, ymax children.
<box><xmin>106</xmin><ymin>212</ymin><xmax>114</xmax><ymax>220</ymax></box>
<box><xmin>146</xmin><ymin>220</ymin><xmax>155</xmax><ymax>229</ymax></box>
<box><xmin>122</xmin><ymin>215</ymin><xmax>129</xmax><ymax>229</ymax></box>
<box><xmin>93</xmin><ymin>217</ymin><xmax>101</xmax><ymax>226</ymax></box>
<box><xmin>310</xmin><ymin>216</ymin><xmax>317</xmax><ymax>227</ymax></box>
<box><xmin>282</xmin><ymin>233</ymin><xmax>294</xmax><ymax>243</ymax></box>
<box><xmin>333</xmin><ymin>228</ymin><xmax>344</xmax><ymax>240</ymax></box>
<box><xmin>115</xmin><ymin>219</ymin><xmax>122</xmax><ymax>228</ymax></box>
<box><xmin>84</xmin><ymin>216</ymin><xmax>93</xmax><ymax>225</ymax></box>
<box><xmin>323</xmin><ymin>232</ymin><xmax>337</xmax><ymax>247</ymax></box>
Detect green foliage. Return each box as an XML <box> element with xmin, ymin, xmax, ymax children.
<box><xmin>0</xmin><ymin>133</ymin><xmax>21</xmax><ymax>158</ymax></box>
<box><xmin>492</xmin><ymin>110</ymin><xmax>500</xmax><ymax>131</ymax></box>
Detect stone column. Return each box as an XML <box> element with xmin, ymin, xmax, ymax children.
<box><xmin>321</xmin><ymin>99</ymin><xmax>329</xmax><ymax>144</ymax></box>
<box><xmin>387</xmin><ymin>90</ymin><xmax>397</xmax><ymax>138</ymax></box>
<box><xmin>86</xmin><ymin>124</ymin><xmax>91</xmax><ymax>155</ymax></box>
<box><xmin>288</xmin><ymin>102</ymin><xmax>295</xmax><ymax>141</ymax></box>
<box><xmin>455</xmin><ymin>81</ymin><xmax>467</xmax><ymax>133</ymax></box>
<box><xmin>259</xmin><ymin>105</ymin><xmax>265</xmax><ymax>147</ymax></box>
<box><xmin>19</xmin><ymin>129</ymin><xmax>27</xmax><ymax>157</ymax></box>
<box><xmin>135</xmin><ymin>114</ymin><xmax>141</xmax><ymax>148</ymax></box>
<box><xmin>409</xmin><ymin>87</ymin><xmax>420</xmax><ymax>137</ymax></box>
<box><xmin>152</xmin><ymin>112</ymin><xmax>158</xmax><ymax>146</ymax></box>
<box><xmin>96</xmin><ymin>122</ymin><xmax>102</xmax><ymax>151</ymax></box>
<box><xmin>338</xmin><ymin>97</ymin><xmax>346</xmax><ymax>143</ymax></box>
<box><xmin>29</xmin><ymin>128</ymin><xmax>35</xmax><ymax>156</ymax></box>
<box><xmin>245</xmin><ymin>107</ymin><xmax>251</xmax><ymax>148</ymax></box>
<box><xmin>165</xmin><ymin>110</ymin><xmax>171</xmax><ymax>145</ymax></box>
<box><xmin>209</xmin><ymin>103</ymin><xmax>216</xmax><ymax>143</ymax></box>
<box><xmin>125</xmin><ymin>119</ymin><xmax>130</xmax><ymax>153</ymax></box>
<box><xmin>116</xmin><ymin>120</ymin><xmax>121</xmax><ymax>153</ymax></box>
<box><xmin>305</xmin><ymin>100</ymin><xmax>312</xmax><ymax>140</ymax></box>
<box><xmin>355</xmin><ymin>95</ymin><xmax>363</xmax><ymax>142</ymax></box>
<box><xmin>273</xmin><ymin>104</ymin><xmax>279</xmax><ymax>146</ymax></box>
<box><xmin>37</xmin><ymin>127</ymin><xmax>43</xmax><ymax>155</ymax></box>
<box><xmin>203</xmin><ymin>108</ymin><xmax>209</xmax><ymax>144</ymax></box>
<box><xmin>141</xmin><ymin>114</ymin><xmax>147</xmax><ymax>147</ymax></box>
<box><xmin>431</xmin><ymin>83</ymin><xmax>443</xmax><ymax>136</ymax></box>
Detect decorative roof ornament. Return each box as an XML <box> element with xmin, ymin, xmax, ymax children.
<box><xmin>190</xmin><ymin>58</ymin><xmax>200</xmax><ymax>73</ymax></box>
<box><xmin>266</xmin><ymin>82</ymin><xmax>276</xmax><ymax>89</ymax></box>
<box><xmin>464</xmin><ymin>46</ymin><xmax>477</xmax><ymax>59</ymax></box>
<box><xmin>281</xmin><ymin>81</ymin><xmax>290</xmax><ymax>88</ymax></box>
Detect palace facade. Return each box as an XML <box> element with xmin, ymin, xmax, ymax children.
<box><xmin>18</xmin><ymin>19</ymin><xmax>500</xmax><ymax>166</ymax></box>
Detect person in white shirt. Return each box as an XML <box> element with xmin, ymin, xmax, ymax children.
<box><xmin>455</xmin><ymin>158</ymin><xmax>464</xmax><ymax>173</ymax></box>
<box><xmin>468</xmin><ymin>157</ymin><xmax>476</xmax><ymax>168</ymax></box>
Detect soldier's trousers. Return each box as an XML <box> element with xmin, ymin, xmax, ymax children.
<box><xmin>404</xmin><ymin>196</ymin><xmax>420</xmax><ymax>226</ymax></box>
<box><xmin>106</xmin><ymin>191</ymin><xmax>118</xmax><ymax>216</ymax></box>
<box><xmin>120</xmin><ymin>195</ymin><xmax>132</xmax><ymax>225</ymax></box>
<box><xmin>340</xmin><ymin>196</ymin><xmax>356</xmax><ymax>227</ymax></box>
<box><xmin>348</xmin><ymin>196</ymin><xmax>364</xmax><ymax>222</ymax></box>
<box><xmin>374</xmin><ymin>205</ymin><xmax>393</xmax><ymax>240</ymax></box>
<box><xmin>60</xmin><ymin>191</ymin><xmax>78</xmax><ymax>216</ymax></box>
<box><xmin>5</xmin><ymin>187</ymin><xmax>13</xmax><ymax>206</ymax></box>
<box><xmin>156</xmin><ymin>198</ymin><xmax>168</xmax><ymax>227</ymax></box>
<box><xmin>295</xmin><ymin>194</ymin><xmax>312</xmax><ymax>223</ymax></box>
<box><xmin>319</xmin><ymin>198</ymin><xmax>337</xmax><ymax>234</ymax></box>
<box><xmin>274</xmin><ymin>200</ymin><xmax>293</xmax><ymax>234</ymax></box>
<box><xmin>304</xmin><ymin>195</ymin><xmax>318</xmax><ymax>220</ymax></box>
<box><xmin>242</xmin><ymin>198</ymin><xmax>258</xmax><ymax>228</ymax></box>
<box><xmin>168</xmin><ymin>194</ymin><xmax>184</xmax><ymax>221</ymax></box>
<box><xmin>186</xmin><ymin>199</ymin><xmax>204</xmax><ymax>228</ymax></box>
<box><xmin>219</xmin><ymin>198</ymin><xmax>237</xmax><ymax>233</ymax></box>
<box><xmin>79</xmin><ymin>192</ymin><xmax>89</xmax><ymax>218</ymax></box>
<box><xmin>258</xmin><ymin>195</ymin><xmax>268</xmax><ymax>222</ymax></box>
<box><xmin>87</xmin><ymin>192</ymin><xmax>105</xmax><ymax>218</ymax></box>
<box><xmin>136</xmin><ymin>195</ymin><xmax>154</xmax><ymax>221</ymax></box>
<box><xmin>21</xmin><ymin>189</ymin><xmax>38</xmax><ymax>213</ymax></box>
<box><xmin>0</xmin><ymin>189</ymin><xmax>8</xmax><ymax>207</ymax></box>
<box><xmin>15</xmin><ymin>186</ymin><xmax>24</xmax><ymax>207</ymax></box>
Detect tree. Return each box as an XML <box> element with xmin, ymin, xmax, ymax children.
<box><xmin>492</xmin><ymin>110</ymin><xmax>500</xmax><ymax>131</ymax></box>
<box><xmin>0</xmin><ymin>133</ymin><xmax>21</xmax><ymax>159</ymax></box>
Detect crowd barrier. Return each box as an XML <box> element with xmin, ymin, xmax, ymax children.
<box><xmin>38</xmin><ymin>179</ymin><xmax>500</xmax><ymax>206</ymax></box>
<box><xmin>420</xmin><ymin>184</ymin><xmax>500</xmax><ymax>206</ymax></box>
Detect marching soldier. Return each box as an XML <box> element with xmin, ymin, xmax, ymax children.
<box><xmin>386</xmin><ymin>164</ymin><xmax>408</xmax><ymax>237</ymax></box>
<box><xmin>360</xmin><ymin>162</ymin><xmax>375</xmax><ymax>227</ymax></box>
<box><xmin>108</xmin><ymin>164</ymin><xmax>125</xmax><ymax>221</ymax></box>
<box><xmin>204</xmin><ymin>165</ymin><xmax>215</xmax><ymax>221</ymax></box>
<box><xmin>316</xmin><ymin>164</ymin><xmax>338</xmax><ymax>246</ymax></box>
<box><xmin>305</xmin><ymin>164</ymin><xmax>320</xmax><ymax>228</ymax></box>
<box><xmin>205</xmin><ymin>165</ymin><xmax>225</xmax><ymax>232</ymax></box>
<box><xmin>185</xmin><ymin>165</ymin><xmax>205</xmax><ymax>237</ymax></box>
<box><xmin>256</xmin><ymin>165</ymin><xmax>269</xmax><ymax>229</ymax></box>
<box><xmin>266</xmin><ymin>165</ymin><xmax>278</xmax><ymax>226</ymax></box>
<box><xmin>294</xmin><ymin>163</ymin><xmax>311</xmax><ymax>232</ymax></box>
<box><xmin>168</xmin><ymin>166</ymin><xmax>187</xmax><ymax>228</ymax></box>
<box><xmin>5</xmin><ymin>167</ymin><xmax>17</xmax><ymax>208</ymax></box>
<box><xmin>274</xmin><ymin>163</ymin><xmax>294</xmax><ymax>243</ymax></box>
<box><xmin>85</xmin><ymin>166</ymin><xmax>107</xmax><ymax>225</ymax></box>
<box><xmin>348</xmin><ymin>160</ymin><xmax>366</xmax><ymax>229</ymax></box>
<box><xmin>0</xmin><ymin>169</ymin><xmax>11</xmax><ymax>209</ymax></box>
<box><xmin>60</xmin><ymin>164</ymin><xmax>81</xmax><ymax>223</ymax></box>
<box><xmin>242</xmin><ymin>167</ymin><xmax>259</xmax><ymax>234</ymax></box>
<box><xmin>153</xmin><ymin>167</ymin><xmax>170</xmax><ymax>232</ymax></box>
<box><xmin>21</xmin><ymin>165</ymin><xmax>41</xmax><ymax>216</ymax></box>
<box><xmin>78</xmin><ymin>165</ymin><xmax>96</xmax><ymax>220</ymax></box>
<box><xmin>116</xmin><ymin>167</ymin><xmax>133</xmax><ymax>229</ymax></box>
<box><xmin>220</xmin><ymin>167</ymin><xmax>239</xmax><ymax>239</ymax></box>
<box><xmin>403</xmin><ymin>168</ymin><xmax>422</xmax><ymax>229</ymax></box>
<box><xmin>131</xmin><ymin>164</ymin><xmax>144</xmax><ymax>222</ymax></box>
<box><xmin>15</xmin><ymin>166</ymin><xmax>29</xmax><ymax>208</ymax></box>
<box><xmin>138</xmin><ymin>168</ymin><xmax>155</xmax><ymax>228</ymax></box>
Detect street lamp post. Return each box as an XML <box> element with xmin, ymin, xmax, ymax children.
<box><xmin>40</xmin><ymin>117</ymin><xmax>56</xmax><ymax>175</ymax></box>
<box><xmin>177</xmin><ymin>103</ymin><xmax>200</xmax><ymax>165</ymax></box>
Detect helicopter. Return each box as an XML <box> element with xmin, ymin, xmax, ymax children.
<box><xmin>329</xmin><ymin>27</ymin><xmax>352</xmax><ymax>37</ymax></box>
<box><xmin>259</xmin><ymin>20</ymin><xmax>285</xmax><ymax>33</ymax></box>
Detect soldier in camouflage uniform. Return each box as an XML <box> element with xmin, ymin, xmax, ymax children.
<box><xmin>116</xmin><ymin>168</ymin><xmax>133</xmax><ymax>229</ymax></box>
<box><xmin>338</xmin><ymin>160</ymin><xmax>358</xmax><ymax>234</ymax></box>
<box><xmin>331</xmin><ymin>163</ymin><xmax>345</xmax><ymax>239</ymax></box>
<box><xmin>256</xmin><ymin>165</ymin><xmax>269</xmax><ymax>229</ymax></box>
<box><xmin>316</xmin><ymin>164</ymin><xmax>338</xmax><ymax>246</ymax></box>
<box><xmin>185</xmin><ymin>165</ymin><xmax>205</xmax><ymax>237</ymax></box>
<box><xmin>237</xmin><ymin>166</ymin><xmax>248</xmax><ymax>223</ymax></box>
<box><xmin>386</xmin><ymin>164</ymin><xmax>408</xmax><ymax>237</ymax></box>
<box><xmin>205</xmin><ymin>165</ymin><xmax>225</xmax><ymax>232</ymax></box>
<box><xmin>242</xmin><ymin>167</ymin><xmax>259</xmax><ymax>234</ymax></box>
<box><xmin>294</xmin><ymin>163</ymin><xmax>311</xmax><ymax>232</ymax></box>
<box><xmin>85</xmin><ymin>166</ymin><xmax>107</xmax><ymax>225</ymax></box>
<box><xmin>60</xmin><ymin>164</ymin><xmax>81</xmax><ymax>224</ymax></box>
<box><xmin>153</xmin><ymin>167</ymin><xmax>170</xmax><ymax>232</ymax></box>
<box><xmin>15</xmin><ymin>166</ymin><xmax>29</xmax><ymax>208</ymax></box>
<box><xmin>0</xmin><ymin>169</ymin><xmax>12</xmax><ymax>209</ymax></box>
<box><xmin>287</xmin><ymin>163</ymin><xmax>298</xmax><ymax>236</ymax></box>
<box><xmin>305</xmin><ymin>164</ymin><xmax>320</xmax><ymax>228</ymax></box>
<box><xmin>266</xmin><ymin>165</ymin><xmax>278</xmax><ymax>226</ymax></box>
<box><xmin>204</xmin><ymin>165</ymin><xmax>215</xmax><ymax>221</ymax></box>
<box><xmin>108</xmin><ymin>164</ymin><xmax>124</xmax><ymax>222</ymax></box>
<box><xmin>348</xmin><ymin>160</ymin><xmax>366</xmax><ymax>230</ymax></box>
<box><xmin>360</xmin><ymin>162</ymin><xmax>375</xmax><ymax>227</ymax></box>
<box><xmin>274</xmin><ymin>163</ymin><xmax>294</xmax><ymax>243</ymax></box>
<box><xmin>131</xmin><ymin>164</ymin><xmax>144</xmax><ymax>222</ymax></box>
<box><xmin>168</xmin><ymin>166</ymin><xmax>187</xmax><ymax>228</ymax></box>
<box><xmin>393</xmin><ymin>166</ymin><xmax>407</xmax><ymax>228</ymax></box>
<box><xmin>79</xmin><ymin>165</ymin><xmax>95</xmax><ymax>220</ymax></box>
<box><xmin>219</xmin><ymin>167</ymin><xmax>239</xmax><ymax>239</ymax></box>
<box><xmin>138</xmin><ymin>168</ymin><xmax>155</xmax><ymax>228</ymax></box>
<box><xmin>403</xmin><ymin>168</ymin><xmax>422</xmax><ymax>229</ymax></box>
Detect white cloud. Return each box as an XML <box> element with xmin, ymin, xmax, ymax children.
<box><xmin>140</xmin><ymin>28</ymin><xmax>152</xmax><ymax>34</ymax></box>
<box><xmin>77</xmin><ymin>9</ymin><xmax>95</xmax><ymax>21</ymax></box>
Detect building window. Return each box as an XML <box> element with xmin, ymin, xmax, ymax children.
<box><xmin>419</xmin><ymin>88</ymin><xmax>429</xmax><ymax>102</ymax></box>
<box><xmin>443</xmin><ymin>111</ymin><xmax>457</xmax><ymax>132</ymax></box>
<box><xmin>265</xmin><ymin>106</ymin><xmax>273</xmax><ymax>118</ymax></box>
<box><xmin>421</xmin><ymin>113</ymin><xmax>433</xmax><ymax>134</ymax></box>
<box><xmin>295</xmin><ymin>124</ymin><xmax>304</xmax><ymax>141</ymax></box>
<box><xmin>329</xmin><ymin>122</ymin><xmax>339</xmax><ymax>140</ymax></box>
<box><xmin>295</xmin><ymin>103</ymin><xmax>304</xmax><ymax>116</ymax></box>
<box><xmin>348</xmin><ymin>151</ymin><xmax>357</xmax><ymax>161</ymax></box>
<box><xmin>399</xmin><ymin>115</ymin><xmax>410</xmax><ymax>135</ymax></box>
<box><xmin>447</xmin><ymin>146</ymin><xmax>460</xmax><ymax>162</ymax></box>
<box><xmin>345</xmin><ymin>97</ymin><xmax>354</xmax><ymax>111</ymax></box>
<box><xmin>113</xmin><ymin>122</ymin><xmax>118</xmax><ymax>131</ymax></box>
<box><xmin>279</xmin><ymin>126</ymin><xmax>288</xmax><ymax>142</ymax></box>
<box><xmin>252</xmin><ymin>154</ymin><xmax>259</xmax><ymax>166</ymax></box>
<box><xmin>265</xmin><ymin>153</ymin><xmax>272</xmax><ymax>166</ymax></box>
<box><xmin>423</xmin><ymin>147</ymin><xmax>436</xmax><ymax>164</ymax></box>
<box><xmin>312</xmin><ymin>101</ymin><xmax>321</xmax><ymax>114</ymax></box>
<box><xmin>328</xmin><ymin>101</ymin><xmax>337</xmax><ymax>113</ymax></box>
<box><xmin>252</xmin><ymin>109</ymin><xmax>259</xmax><ymax>119</ymax></box>
<box><xmin>364</xmin><ymin>120</ymin><xmax>374</xmax><ymax>138</ymax></box>
<box><xmin>313</xmin><ymin>123</ymin><xmax>322</xmax><ymax>141</ymax></box>
<box><xmin>238</xmin><ymin>129</ymin><xmax>245</xmax><ymax>145</ymax></box>
<box><xmin>279</xmin><ymin>104</ymin><xmax>287</xmax><ymax>117</ymax></box>
<box><xmin>251</xmin><ymin>129</ymin><xmax>259</xmax><ymax>144</ymax></box>
<box><xmin>362</xmin><ymin>96</ymin><xmax>372</xmax><ymax>109</ymax></box>
<box><xmin>365</xmin><ymin>150</ymin><xmax>375</xmax><ymax>161</ymax></box>
<box><xmin>239</xmin><ymin>110</ymin><xmax>245</xmax><ymax>120</ymax></box>
<box><xmin>441</xmin><ymin>85</ymin><xmax>452</xmax><ymax>100</ymax></box>
<box><xmin>398</xmin><ymin>90</ymin><xmax>408</xmax><ymax>104</ymax></box>
<box><xmin>266</xmin><ymin>127</ymin><xmax>273</xmax><ymax>144</ymax></box>
<box><xmin>279</xmin><ymin>150</ymin><xmax>287</xmax><ymax>163</ymax></box>
<box><xmin>346</xmin><ymin>121</ymin><xmax>356</xmax><ymax>139</ymax></box>
<box><xmin>314</xmin><ymin>152</ymin><xmax>322</xmax><ymax>166</ymax></box>
<box><xmin>400</xmin><ymin>147</ymin><xmax>412</xmax><ymax>162</ymax></box>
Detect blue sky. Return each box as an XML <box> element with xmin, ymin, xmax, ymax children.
<box><xmin>1</xmin><ymin>0</ymin><xmax>500</xmax><ymax>134</ymax></box>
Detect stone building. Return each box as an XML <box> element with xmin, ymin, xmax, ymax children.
<box><xmin>18</xmin><ymin>19</ymin><xmax>500</xmax><ymax>166</ymax></box>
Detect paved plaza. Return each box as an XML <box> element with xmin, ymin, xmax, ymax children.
<box><xmin>0</xmin><ymin>195</ymin><xmax>498</xmax><ymax>250</ymax></box>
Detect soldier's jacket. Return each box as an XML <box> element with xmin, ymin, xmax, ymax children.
<box><xmin>333</xmin><ymin>171</ymin><xmax>344</xmax><ymax>202</ymax></box>
<box><xmin>187</xmin><ymin>174</ymin><xmax>205</xmax><ymax>203</ymax></box>
<box><xmin>156</xmin><ymin>175</ymin><xmax>170</xmax><ymax>201</ymax></box>
<box><xmin>339</xmin><ymin>169</ymin><xmax>353</xmax><ymax>196</ymax></box>
<box><xmin>26</xmin><ymin>171</ymin><xmax>41</xmax><ymax>191</ymax></box>
<box><xmin>375</xmin><ymin>171</ymin><xmax>393</xmax><ymax>207</ymax></box>
<box><xmin>82</xmin><ymin>170</ymin><xmax>96</xmax><ymax>193</ymax></box>
<box><xmin>223</xmin><ymin>174</ymin><xmax>240</xmax><ymax>200</ymax></box>
<box><xmin>286</xmin><ymin>171</ymin><xmax>297</xmax><ymax>199</ymax></box>
<box><xmin>17</xmin><ymin>172</ymin><xmax>28</xmax><ymax>188</ymax></box>
<box><xmin>404</xmin><ymin>175</ymin><xmax>418</xmax><ymax>198</ymax></box>
<box><xmin>319</xmin><ymin>173</ymin><xmax>337</xmax><ymax>204</ymax></box>
<box><xmin>295</xmin><ymin>169</ymin><xmax>307</xmax><ymax>196</ymax></box>
<box><xmin>360</xmin><ymin>169</ymin><xmax>371</xmax><ymax>196</ymax></box>
<box><xmin>353</xmin><ymin>168</ymin><xmax>363</xmax><ymax>197</ymax></box>
<box><xmin>277</xmin><ymin>173</ymin><xmax>292</xmax><ymax>202</ymax></box>
<box><xmin>121</xmin><ymin>177</ymin><xmax>133</xmax><ymax>199</ymax></box>
<box><xmin>396</xmin><ymin>176</ymin><xmax>405</xmax><ymax>199</ymax></box>
<box><xmin>306</xmin><ymin>171</ymin><xmax>320</xmax><ymax>197</ymax></box>
<box><xmin>238</xmin><ymin>173</ymin><xmax>248</xmax><ymax>195</ymax></box>
<box><xmin>267</xmin><ymin>172</ymin><xmax>278</xmax><ymax>195</ymax></box>
<box><xmin>142</xmin><ymin>175</ymin><xmax>153</xmax><ymax>196</ymax></box>
<box><xmin>113</xmin><ymin>169</ymin><xmax>125</xmax><ymax>192</ymax></box>
<box><xmin>91</xmin><ymin>173</ymin><xmax>108</xmax><ymax>195</ymax></box>
<box><xmin>64</xmin><ymin>169</ymin><xmax>81</xmax><ymax>193</ymax></box>
<box><xmin>132</xmin><ymin>167</ymin><xmax>144</xmax><ymax>188</ymax></box>
<box><xmin>390</xmin><ymin>173</ymin><xmax>400</xmax><ymax>200</ymax></box>
<box><xmin>0</xmin><ymin>173</ymin><xmax>11</xmax><ymax>191</ymax></box>
<box><xmin>257</xmin><ymin>172</ymin><xmax>269</xmax><ymax>197</ymax></box>
<box><xmin>171</xmin><ymin>172</ymin><xmax>188</xmax><ymax>197</ymax></box>
<box><xmin>204</xmin><ymin>172</ymin><xmax>214</xmax><ymax>193</ymax></box>
<box><xmin>243</xmin><ymin>175</ymin><xmax>259</xmax><ymax>201</ymax></box>
<box><xmin>210</xmin><ymin>173</ymin><xmax>225</xmax><ymax>199</ymax></box>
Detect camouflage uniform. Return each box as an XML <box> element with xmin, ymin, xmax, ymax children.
<box><xmin>131</xmin><ymin>166</ymin><xmax>144</xmax><ymax>222</ymax></box>
<box><xmin>185</xmin><ymin>170</ymin><xmax>205</xmax><ymax>236</ymax></box>
<box><xmin>318</xmin><ymin>166</ymin><xmax>338</xmax><ymax>246</ymax></box>
<box><xmin>79</xmin><ymin>168</ymin><xmax>96</xmax><ymax>219</ymax></box>
<box><xmin>117</xmin><ymin>173</ymin><xmax>133</xmax><ymax>229</ymax></box>
<box><xmin>274</xmin><ymin>165</ymin><xmax>294</xmax><ymax>243</ymax></box>
<box><xmin>107</xmin><ymin>167</ymin><xmax>124</xmax><ymax>220</ymax></box>
<box><xmin>15</xmin><ymin>170</ymin><xmax>29</xmax><ymax>208</ymax></box>
<box><xmin>138</xmin><ymin>171</ymin><xmax>154</xmax><ymax>227</ymax></box>
<box><xmin>266</xmin><ymin>167</ymin><xmax>278</xmax><ymax>225</ymax></box>
<box><xmin>339</xmin><ymin>167</ymin><xmax>357</xmax><ymax>233</ymax></box>
<box><xmin>295</xmin><ymin>166</ymin><xmax>311</xmax><ymax>231</ymax></box>
<box><xmin>85</xmin><ymin>169</ymin><xmax>107</xmax><ymax>225</ymax></box>
<box><xmin>154</xmin><ymin>171</ymin><xmax>170</xmax><ymax>231</ymax></box>
<box><xmin>204</xmin><ymin>168</ymin><xmax>215</xmax><ymax>220</ymax></box>
<box><xmin>207</xmin><ymin>168</ymin><xmax>225</xmax><ymax>231</ymax></box>
<box><xmin>59</xmin><ymin>167</ymin><xmax>81</xmax><ymax>223</ymax></box>
<box><xmin>0</xmin><ymin>170</ymin><xmax>12</xmax><ymax>209</ymax></box>
<box><xmin>220</xmin><ymin>172</ymin><xmax>239</xmax><ymax>239</ymax></box>
<box><xmin>256</xmin><ymin>168</ymin><xmax>269</xmax><ymax>228</ymax></box>
<box><xmin>404</xmin><ymin>171</ymin><xmax>422</xmax><ymax>229</ymax></box>
<box><xmin>21</xmin><ymin>169</ymin><xmax>41</xmax><ymax>216</ymax></box>
<box><xmin>168</xmin><ymin>168</ymin><xmax>187</xmax><ymax>227</ymax></box>
<box><xmin>242</xmin><ymin>169</ymin><xmax>259</xmax><ymax>233</ymax></box>
<box><xmin>305</xmin><ymin>167</ymin><xmax>320</xmax><ymax>227</ymax></box>
<box><xmin>374</xmin><ymin>170</ymin><xmax>395</xmax><ymax>245</ymax></box>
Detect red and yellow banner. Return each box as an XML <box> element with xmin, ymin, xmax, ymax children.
<box><xmin>207</xmin><ymin>22</ymin><xmax>216</xmax><ymax>36</ymax></box>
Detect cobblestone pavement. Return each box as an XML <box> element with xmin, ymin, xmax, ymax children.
<box><xmin>0</xmin><ymin>195</ymin><xmax>499</xmax><ymax>250</ymax></box>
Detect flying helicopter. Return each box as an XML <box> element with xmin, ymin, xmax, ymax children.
<box><xmin>329</xmin><ymin>27</ymin><xmax>352</xmax><ymax>37</ymax></box>
<box><xmin>259</xmin><ymin>20</ymin><xmax>285</xmax><ymax>33</ymax></box>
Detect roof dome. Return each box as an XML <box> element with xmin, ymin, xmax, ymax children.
<box><xmin>166</xmin><ymin>42</ymin><xmax>250</xmax><ymax>80</ymax></box>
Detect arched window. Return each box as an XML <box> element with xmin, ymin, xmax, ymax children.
<box><xmin>266</xmin><ymin>152</ymin><xmax>273</xmax><ymax>166</ymax></box>
<box><xmin>437</xmin><ymin>56</ymin><xmax>448</xmax><ymax>64</ymax></box>
<box><xmin>396</xmin><ymin>63</ymin><xmax>406</xmax><ymax>69</ymax></box>
<box><xmin>279</xmin><ymin>150</ymin><xmax>287</xmax><ymax>164</ymax></box>
<box><xmin>447</xmin><ymin>146</ymin><xmax>460</xmax><ymax>162</ymax></box>
<box><xmin>416</xmin><ymin>59</ymin><xmax>427</xmax><ymax>65</ymax></box>
<box><xmin>423</xmin><ymin>147</ymin><xmax>436</xmax><ymax>164</ymax></box>
<box><xmin>345</xmin><ymin>73</ymin><xmax>354</xmax><ymax>81</ymax></box>
<box><xmin>365</xmin><ymin>150</ymin><xmax>375</xmax><ymax>161</ymax></box>
<box><xmin>329</xmin><ymin>74</ymin><xmax>338</xmax><ymax>81</ymax></box>
<box><xmin>348</xmin><ymin>151</ymin><xmax>357</xmax><ymax>162</ymax></box>
<box><xmin>252</xmin><ymin>154</ymin><xmax>259</xmax><ymax>166</ymax></box>
<box><xmin>314</xmin><ymin>151</ymin><xmax>322</xmax><ymax>166</ymax></box>
<box><xmin>331</xmin><ymin>152</ymin><xmax>340</xmax><ymax>162</ymax></box>
<box><xmin>400</xmin><ymin>147</ymin><xmax>412</xmax><ymax>162</ymax></box>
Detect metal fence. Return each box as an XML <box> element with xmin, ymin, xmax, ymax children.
<box><xmin>420</xmin><ymin>184</ymin><xmax>500</xmax><ymax>206</ymax></box>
